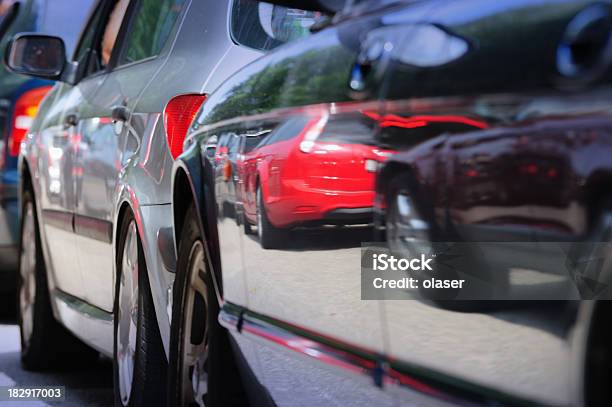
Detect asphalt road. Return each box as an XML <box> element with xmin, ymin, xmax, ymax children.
<box><xmin>0</xmin><ymin>297</ymin><xmax>113</xmax><ymax>407</ymax></box>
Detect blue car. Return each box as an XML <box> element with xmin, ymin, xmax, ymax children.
<box><xmin>0</xmin><ymin>0</ymin><xmax>91</xmax><ymax>282</ymax></box>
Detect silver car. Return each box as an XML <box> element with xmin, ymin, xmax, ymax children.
<box><xmin>6</xmin><ymin>0</ymin><xmax>314</xmax><ymax>405</ymax></box>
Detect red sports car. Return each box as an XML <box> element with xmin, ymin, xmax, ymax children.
<box><xmin>241</xmin><ymin>112</ymin><xmax>392</xmax><ymax>247</ymax></box>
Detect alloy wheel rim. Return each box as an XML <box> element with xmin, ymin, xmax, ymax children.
<box><xmin>19</xmin><ymin>202</ymin><xmax>36</xmax><ymax>348</ymax></box>
<box><xmin>181</xmin><ymin>240</ymin><xmax>209</xmax><ymax>407</ymax></box>
<box><xmin>117</xmin><ymin>221</ymin><xmax>139</xmax><ymax>406</ymax></box>
<box><xmin>387</xmin><ymin>191</ymin><xmax>431</xmax><ymax>256</ymax></box>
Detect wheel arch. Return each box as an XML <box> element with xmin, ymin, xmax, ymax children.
<box><xmin>20</xmin><ymin>157</ymin><xmax>33</xmax><ymax>191</ymax></box>
<box><xmin>172</xmin><ymin>154</ymin><xmax>224</xmax><ymax>306</ymax></box>
<box><xmin>172</xmin><ymin>166</ymin><xmax>194</xmax><ymax>254</ymax></box>
<box><xmin>377</xmin><ymin>161</ymin><xmax>416</xmax><ymax>198</ymax></box>
<box><xmin>113</xmin><ymin>194</ymin><xmax>180</xmax><ymax>358</ymax></box>
<box><xmin>19</xmin><ymin>156</ymin><xmax>36</xmax><ymax>217</ymax></box>
<box><xmin>114</xmin><ymin>202</ymin><xmax>133</xmax><ymax>262</ymax></box>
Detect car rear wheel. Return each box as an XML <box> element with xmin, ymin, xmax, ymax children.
<box><xmin>19</xmin><ymin>188</ymin><xmax>97</xmax><ymax>370</ymax></box>
<box><xmin>114</xmin><ymin>213</ymin><xmax>166</xmax><ymax>407</ymax></box>
<box><xmin>168</xmin><ymin>204</ymin><xmax>247</xmax><ymax>407</ymax></box>
<box><xmin>256</xmin><ymin>185</ymin><xmax>284</xmax><ymax>249</ymax></box>
<box><xmin>386</xmin><ymin>173</ymin><xmax>508</xmax><ymax>312</ymax></box>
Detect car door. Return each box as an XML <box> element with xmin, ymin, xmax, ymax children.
<box><xmin>37</xmin><ymin>1</ymin><xmax>108</xmax><ymax>301</ymax></box>
<box><xmin>225</xmin><ymin>4</ymin><xmax>417</xmax><ymax>405</ymax></box>
<box><xmin>74</xmin><ymin>0</ymin><xmax>187</xmax><ymax>311</ymax></box>
<box><xmin>67</xmin><ymin>0</ymin><xmax>132</xmax><ymax>311</ymax></box>
<box><xmin>377</xmin><ymin>1</ymin><xmax>600</xmax><ymax>405</ymax></box>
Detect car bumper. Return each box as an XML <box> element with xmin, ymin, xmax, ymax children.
<box><xmin>267</xmin><ymin>184</ymin><xmax>375</xmax><ymax>227</ymax></box>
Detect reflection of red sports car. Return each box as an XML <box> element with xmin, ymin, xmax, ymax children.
<box><xmin>241</xmin><ymin>114</ymin><xmax>392</xmax><ymax>240</ymax></box>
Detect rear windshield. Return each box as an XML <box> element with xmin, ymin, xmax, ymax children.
<box><xmin>244</xmin><ymin>136</ymin><xmax>263</xmax><ymax>153</ymax></box>
<box><xmin>231</xmin><ymin>0</ymin><xmax>320</xmax><ymax>51</ymax></box>
<box><xmin>319</xmin><ymin>117</ymin><xmax>376</xmax><ymax>145</ymax></box>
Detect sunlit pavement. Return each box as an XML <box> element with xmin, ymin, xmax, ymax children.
<box><xmin>0</xmin><ymin>298</ymin><xmax>113</xmax><ymax>406</ymax></box>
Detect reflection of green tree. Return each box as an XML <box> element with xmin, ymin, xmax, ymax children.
<box><xmin>387</xmin><ymin>2</ymin><xmax>586</xmax><ymax>99</ymax></box>
<box><xmin>125</xmin><ymin>0</ymin><xmax>179</xmax><ymax>63</ymax></box>
<box><xmin>204</xmin><ymin>45</ymin><xmax>354</xmax><ymax>124</ymax></box>
<box><xmin>281</xmin><ymin>47</ymin><xmax>351</xmax><ymax>106</ymax></box>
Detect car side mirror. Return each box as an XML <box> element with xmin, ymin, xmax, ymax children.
<box><xmin>5</xmin><ymin>34</ymin><xmax>66</xmax><ymax>80</ymax></box>
<box><xmin>263</xmin><ymin>0</ymin><xmax>345</xmax><ymax>13</ymax></box>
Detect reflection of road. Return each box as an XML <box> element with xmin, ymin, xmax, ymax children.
<box><xmin>238</xmin><ymin>221</ymin><xmax>386</xmax><ymax>352</ymax></box>
<box><xmin>231</xmin><ymin>219</ymin><xmax>572</xmax><ymax>406</ymax></box>
<box><xmin>384</xmin><ymin>301</ymin><xmax>571</xmax><ymax>406</ymax></box>
<box><xmin>0</xmin><ymin>303</ymin><xmax>113</xmax><ymax>407</ymax></box>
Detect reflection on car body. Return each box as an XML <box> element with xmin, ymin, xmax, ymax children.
<box><xmin>231</xmin><ymin>112</ymin><xmax>392</xmax><ymax>248</ymax></box>
<box><xmin>9</xmin><ymin>0</ymin><xmax>612</xmax><ymax>406</ymax></box>
<box><xmin>10</xmin><ymin>0</ymin><xmax>319</xmax><ymax>406</ymax></box>
<box><xmin>172</xmin><ymin>0</ymin><xmax>612</xmax><ymax>406</ymax></box>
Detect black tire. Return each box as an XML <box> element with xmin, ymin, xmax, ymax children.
<box><xmin>168</xmin><ymin>204</ymin><xmax>247</xmax><ymax>407</ymax></box>
<box><xmin>113</xmin><ymin>212</ymin><xmax>167</xmax><ymax>407</ymax></box>
<box><xmin>241</xmin><ymin>203</ymin><xmax>254</xmax><ymax>235</ymax></box>
<box><xmin>18</xmin><ymin>188</ymin><xmax>98</xmax><ymax>371</ymax></box>
<box><xmin>256</xmin><ymin>185</ymin><xmax>285</xmax><ymax>249</ymax></box>
<box><xmin>235</xmin><ymin>204</ymin><xmax>243</xmax><ymax>227</ymax></box>
<box><xmin>243</xmin><ymin>216</ymin><xmax>254</xmax><ymax>235</ymax></box>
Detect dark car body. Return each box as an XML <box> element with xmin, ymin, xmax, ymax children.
<box><xmin>374</xmin><ymin>1</ymin><xmax>612</xmax><ymax>302</ymax></box>
<box><xmin>0</xmin><ymin>0</ymin><xmax>91</xmax><ymax>279</ymax></box>
<box><xmin>173</xmin><ymin>0</ymin><xmax>612</xmax><ymax>405</ymax></box>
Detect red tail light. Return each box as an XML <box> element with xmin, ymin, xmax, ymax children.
<box><xmin>163</xmin><ymin>94</ymin><xmax>207</xmax><ymax>159</ymax></box>
<box><xmin>8</xmin><ymin>86</ymin><xmax>52</xmax><ymax>157</ymax></box>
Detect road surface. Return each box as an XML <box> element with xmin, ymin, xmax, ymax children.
<box><xmin>0</xmin><ymin>298</ymin><xmax>113</xmax><ymax>407</ymax></box>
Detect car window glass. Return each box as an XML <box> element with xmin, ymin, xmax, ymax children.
<box><xmin>0</xmin><ymin>1</ymin><xmax>14</xmax><ymax>20</ymax></box>
<box><xmin>228</xmin><ymin>135</ymin><xmax>240</xmax><ymax>157</ymax></box>
<box><xmin>203</xmin><ymin>135</ymin><xmax>217</xmax><ymax>159</ymax></box>
<box><xmin>260</xmin><ymin>116</ymin><xmax>311</xmax><ymax>147</ymax></box>
<box><xmin>101</xmin><ymin>0</ymin><xmax>129</xmax><ymax>66</ymax></box>
<box><xmin>231</xmin><ymin>0</ymin><xmax>320</xmax><ymax>51</ymax></box>
<box><xmin>121</xmin><ymin>0</ymin><xmax>186</xmax><ymax>65</ymax></box>
<box><xmin>0</xmin><ymin>1</ymin><xmax>17</xmax><ymax>36</ymax></box>
<box><xmin>318</xmin><ymin>117</ymin><xmax>375</xmax><ymax>144</ymax></box>
<box><xmin>218</xmin><ymin>134</ymin><xmax>230</xmax><ymax>148</ymax></box>
<box><xmin>73</xmin><ymin>0</ymin><xmax>130</xmax><ymax>78</ymax></box>
<box><xmin>35</xmin><ymin>0</ymin><xmax>95</xmax><ymax>56</ymax></box>
<box><xmin>72</xmin><ymin>3</ymin><xmax>104</xmax><ymax>68</ymax></box>
<box><xmin>244</xmin><ymin>135</ymin><xmax>263</xmax><ymax>153</ymax></box>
